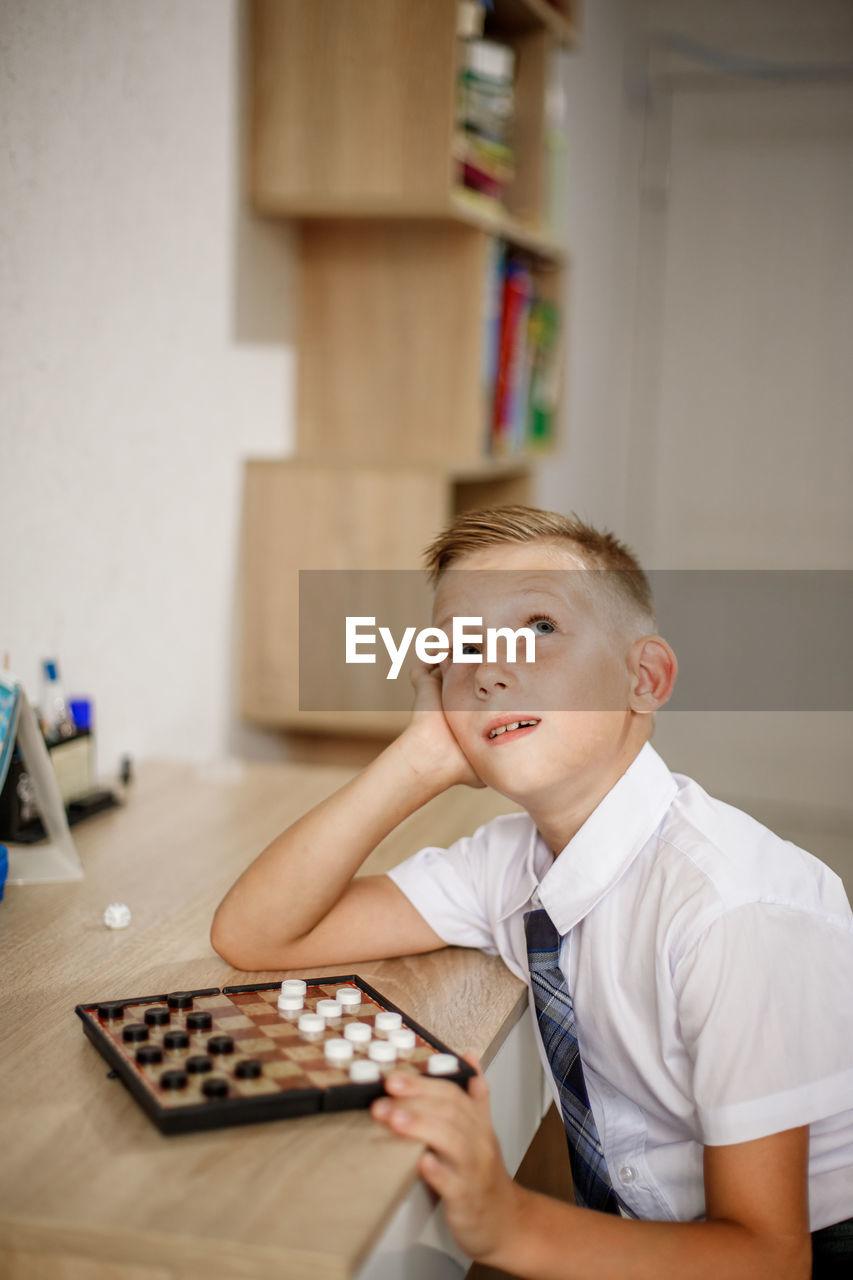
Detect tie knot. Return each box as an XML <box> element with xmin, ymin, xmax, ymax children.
<box><xmin>524</xmin><ymin>906</ymin><xmax>562</xmax><ymax>955</ymax></box>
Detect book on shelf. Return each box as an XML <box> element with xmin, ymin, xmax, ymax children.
<box><xmin>484</xmin><ymin>247</ymin><xmax>561</xmax><ymax>456</ymax></box>
<box><xmin>480</xmin><ymin>235</ymin><xmax>507</xmax><ymax>451</ymax></box>
<box><xmin>494</xmin><ymin>259</ymin><xmax>533</xmax><ymax>452</ymax></box>
<box><xmin>455</xmin><ymin>37</ymin><xmax>516</xmax><ymax>216</ymax></box>
<box><xmin>527</xmin><ymin>299</ymin><xmax>560</xmax><ymax>447</ymax></box>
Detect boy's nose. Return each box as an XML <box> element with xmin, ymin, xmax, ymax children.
<box><xmin>474</xmin><ymin>662</ymin><xmax>513</xmax><ymax>698</ymax></box>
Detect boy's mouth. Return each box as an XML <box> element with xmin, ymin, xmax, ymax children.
<box><xmin>485</xmin><ymin>717</ymin><xmax>541</xmax><ymax>742</ymax></box>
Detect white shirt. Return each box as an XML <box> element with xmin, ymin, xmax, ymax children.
<box><xmin>388</xmin><ymin>743</ymin><xmax>853</xmax><ymax>1228</ymax></box>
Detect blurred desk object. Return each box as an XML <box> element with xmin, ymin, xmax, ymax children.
<box><xmin>0</xmin><ymin>759</ymin><xmax>542</xmax><ymax>1280</ymax></box>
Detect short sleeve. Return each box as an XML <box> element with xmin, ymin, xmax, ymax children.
<box><xmin>387</xmin><ymin>826</ymin><xmax>501</xmax><ymax>955</ymax></box>
<box><xmin>674</xmin><ymin>902</ymin><xmax>853</xmax><ymax>1145</ymax></box>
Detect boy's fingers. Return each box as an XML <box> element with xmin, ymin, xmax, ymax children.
<box><xmin>385</xmin><ymin>1072</ymin><xmax>464</xmax><ymax>1098</ymax></box>
<box><xmin>410</xmin><ymin>659</ymin><xmax>442</xmax><ymax>691</ymax></box>
<box><xmin>419</xmin><ymin>1149</ymin><xmax>454</xmax><ymax>1197</ymax></box>
<box><xmin>371</xmin><ymin>1095</ymin><xmax>475</xmax><ymax>1168</ymax></box>
<box><xmin>384</xmin><ymin>1110</ymin><xmax>467</xmax><ymax>1167</ymax></box>
<box><xmin>373</xmin><ymin>1081</ymin><xmax>461</xmax><ymax>1123</ymax></box>
<box><xmin>373</xmin><ymin>1065</ymin><xmax>498</xmax><ymax>1176</ymax></box>
<box><xmin>382</xmin><ymin>1062</ymin><xmax>491</xmax><ymax>1119</ymax></box>
<box><xmin>373</xmin><ymin>1088</ymin><xmax>468</xmax><ymax>1135</ymax></box>
<box><xmin>460</xmin><ymin>1052</ymin><xmax>491</xmax><ymax>1107</ymax></box>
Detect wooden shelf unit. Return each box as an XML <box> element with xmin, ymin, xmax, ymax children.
<box><xmin>239</xmin><ymin>0</ymin><xmax>576</xmax><ymax>734</ymax></box>
<box><xmin>239</xmin><ymin>459</ymin><xmax>532</xmax><ymax>736</ymax></box>
<box><xmin>297</xmin><ymin>219</ymin><xmax>564</xmax><ymax>466</ymax></box>
<box><xmin>251</xmin><ymin>0</ymin><xmax>578</xmax><ymax>237</ymax></box>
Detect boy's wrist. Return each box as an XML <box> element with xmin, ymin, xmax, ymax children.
<box><xmin>389</xmin><ymin>725</ymin><xmax>469</xmax><ymax>796</ymax></box>
<box><xmin>477</xmin><ymin>1180</ymin><xmax>538</xmax><ymax>1272</ymax></box>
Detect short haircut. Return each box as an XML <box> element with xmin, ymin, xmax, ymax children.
<box><xmin>423</xmin><ymin>505</ymin><xmax>656</xmax><ymax>635</ymax></box>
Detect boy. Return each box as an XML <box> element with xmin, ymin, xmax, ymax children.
<box><xmin>212</xmin><ymin>506</ymin><xmax>853</xmax><ymax>1279</ymax></box>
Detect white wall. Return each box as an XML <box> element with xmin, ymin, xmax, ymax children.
<box><xmin>538</xmin><ymin>0</ymin><xmax>853</xmax><ymax>825</ymax></box>
<box><xmin>0</xmin><ymin>0</ymin><xmax>296</xmax><ymax>777</ymax></box>
<box><xmin>537</xmin><ymin>0</ymin><xmax>643</xmax><ymax>535</ymax></box>
<box><xmin>626</xmin><ymin>0</ymin><xmax>853</xmax><ymax>820</ymax></box>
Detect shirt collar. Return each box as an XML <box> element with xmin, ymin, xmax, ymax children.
<box><xmin>537</xmin><ymin>743</ymin><xmax>678</xmax><ymax>936</ymax></box>
<box><xmin>496</xmin><ymin>818</ymin><xmax>552</xmax><ymax>924</ymax></box>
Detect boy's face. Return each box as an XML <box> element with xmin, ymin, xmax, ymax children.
<box><xmin>431</xmin><ymin>542</ymin><xmax>640</xmax><ymax>807</ymax></box>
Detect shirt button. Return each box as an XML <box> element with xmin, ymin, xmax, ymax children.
<box><xmin>618</xmin><ymin>1166</ymin><xmax>637</xmax><ymax>1185</ymax></box>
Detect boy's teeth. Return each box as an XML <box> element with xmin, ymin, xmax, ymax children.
<box><xmin>489</xmin><ymin>720</ymin><xmax>538</xmax><ymax>738</ymax></box>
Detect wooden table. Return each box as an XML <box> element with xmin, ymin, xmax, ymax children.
<box><xmin>0</xmin><ymin>760</ymin><xmax>541</xmax><ymax>1280</ymax></box>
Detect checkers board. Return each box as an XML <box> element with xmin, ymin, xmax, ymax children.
<box><xmin>76</xmin><ymin>975</ymin><xmax>473</xmax><ymax>1135</ymax></box>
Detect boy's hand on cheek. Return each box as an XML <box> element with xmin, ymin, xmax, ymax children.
<box><xmin>370</xmin><ymin>1053</ymin><xmax>520</xmax><ymax>1262</ymax></box>
<box><xmin>398</xmin><ymin>662</ymin><xmax>484</xmax><ymax>791</ymax></box>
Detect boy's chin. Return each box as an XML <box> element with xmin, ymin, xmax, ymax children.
<box><xmin>479</xmin><ymin>760</ymin><xmax>552</xmax><ymax>803</ymax></box>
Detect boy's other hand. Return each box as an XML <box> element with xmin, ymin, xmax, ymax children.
<box><xmin>395</xmin><ymin>661</ymin><xmax>484</xmax><ymax>792</ymax></box>
<box><xmin>370</xmin><ymin>1053</ymin><xmax>519</xmax><ymax>1263</ymax></box>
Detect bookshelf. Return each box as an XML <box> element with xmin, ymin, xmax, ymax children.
<box><xmin>298</xmin><ymin>220</ymin><xmax>564</xmax><ymax>466</ymax></box>
<box><xmin>240</xmin><ymin>0</ymin><xmax>578</xmax><ymax>735</ymax></box>
<box><xmin>251</xmin><ymin>0</ymin><xmax>577</xmax><ymax>235</ymax></box>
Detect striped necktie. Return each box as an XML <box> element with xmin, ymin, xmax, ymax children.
<box><xmin>525</xmin><ymin>906</ymin><xmax>623</xmax><ymax>1215</ymax></box>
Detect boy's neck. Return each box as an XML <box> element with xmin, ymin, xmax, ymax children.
<box><xmin>529</xmin><ymin>731</ymin><xmax>650</xmax><ymax>857</ymax></box>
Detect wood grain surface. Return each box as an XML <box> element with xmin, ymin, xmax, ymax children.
<box><xmin>0</xmin><ymin>761</ymin><xmax>525</xmax><ymax>1279</ymax></box>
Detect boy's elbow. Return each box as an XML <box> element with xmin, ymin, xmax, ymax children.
<box><xmin>209</xmin><ymin>906</ymin><xmax>251</xmax><ymax>970</ymax></box>
<box><xmin>209</xmin><ymin>914</ymin><xmax>233</xmax><ymax>966</ymax></box>
<box><xmin>209</xmin><ymin>904</ymin><xmax>294</xmax><ymax>972</ymax></box>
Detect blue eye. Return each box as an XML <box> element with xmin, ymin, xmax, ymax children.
<box><xmin>530</xmin><ymin>617</ymin><xmax>556</xmax><ymax>634</ymax></box>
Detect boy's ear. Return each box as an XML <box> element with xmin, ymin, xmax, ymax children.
<box><xmin>627</xmin><ymin>635</ymin><xmax>677</xmax><ymax>714</ymax></box>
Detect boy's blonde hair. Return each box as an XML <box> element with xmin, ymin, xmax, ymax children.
<box><xmin>423</xmin><ymin>505</ymin><xmax>656</xmax><ymax>634</ymax></box>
